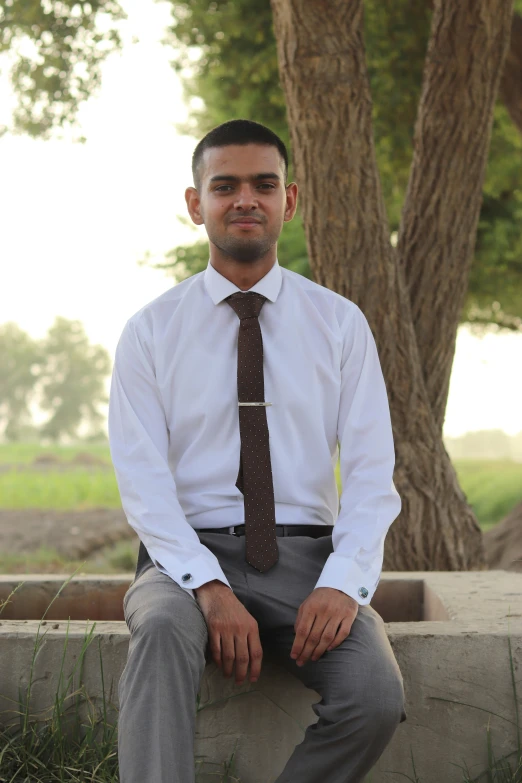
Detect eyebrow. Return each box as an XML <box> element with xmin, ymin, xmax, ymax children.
<box><xmin>209</xmin><ymin>172</ymin><xmax>281</xmax><ymax>184</ymax></box>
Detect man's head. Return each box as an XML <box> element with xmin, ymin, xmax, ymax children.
<box><xmin>191</xmin><ymin>119</ymin><xmax>289</xmax><ymax>191</ymax></box>
<box><xmin>185</xmin><ymin>119</ymin><xmax>297</xmax><ymax>265</ymax></box>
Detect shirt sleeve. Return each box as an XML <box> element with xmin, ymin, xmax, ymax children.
<box><xmin>313</xmin><ymin>304</ymin><xmax>401</xmax><ymax>605</ymax></box>
<box><xmin>108</xmin><ymin>316</ymin><xmax>232</xmax><ymax>598</ymax></box>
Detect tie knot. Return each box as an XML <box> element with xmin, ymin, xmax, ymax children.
<box><xmin>226</xmin><ymin>291</ymin><xmax>267</xmax><ymax>320</ymax></box>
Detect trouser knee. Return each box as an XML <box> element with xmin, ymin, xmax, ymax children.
<box><xmin>361</xmin><ymin>668</ymin><xmax>406</xmax><ymax>738</ymax></box>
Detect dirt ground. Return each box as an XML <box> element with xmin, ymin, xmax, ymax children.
<box><xmin>1</xmin><ymin>505</ymin><xmax>520</xmax><ymax>572</ymax></box>
<box><xmin>1</xmin><ymin>452</ymin><xmax>136</xmax><ymax>560</ymax></box>
<box><xmin>0</xmin><ymin>507</ymin><xmax>135</xmax><ymax>559</ymax></box>
<box><xmin>0</xmin><ymin>451</ymin><xmax>520</xmax><ymax>570</ymax></box>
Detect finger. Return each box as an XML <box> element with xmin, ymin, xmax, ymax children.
<box><xmin>326</xmin><ymin>617</ymin><xmax>355</xmax><ymax>651</ymax></box>
<box><xmin>310</xmin><ymin>618</ymin><xmax>341</xmax><ymax>661</ymax></box>
<box><xmin>221</xmin><ymin>633</ymin><xmax>236</xmax><ymax>678</ymax></box>
<box><xmin>290</xmin><ymin>613</ymin><xmax>314</xmax><ymax>660</ymax></box>
<box><xmin>234</xmin><ymin>635</ymin><xmax>250</xmax><ymax>685</ymax></box>
<box><xmin>209</xmin><ymin>632</ymin><xmax>222</xmax><ymax>669</ymax></box>
<box><xmin>248</xmin><ymin>632</ymin><xmax>263</xmax><ymax>682</ymax></box>
<box><xmin>296</xmin><ymin>615</ymin><xmax>329</xmax><ymax>665</ymax></box>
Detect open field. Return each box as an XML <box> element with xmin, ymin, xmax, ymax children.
<box><xmin>0</xmin><ymin>443</ymin><xmax>521</xmax><ymax>575</ymax></box>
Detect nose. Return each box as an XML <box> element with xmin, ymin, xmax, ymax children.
<box><xmin>234</xmin><ymin>184</ymin><xmax>258</xmax><ymax>210</ymax></box>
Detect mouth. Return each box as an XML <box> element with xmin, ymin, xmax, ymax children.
<box><xmin>230</xmin><ymin>218</ymin><xmax>262</xmax><ymax>227</ymax></box>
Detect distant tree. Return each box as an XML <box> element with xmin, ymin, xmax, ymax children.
<box><xmin>38</xmin><ymin>317</ymin><xmax>111</xmax><ymax>442</ymax></box>
<box><xmin>0</xmin><ymin>317</ymin><xmax>110</xmax><ymax>443</ymax></box>
<box><xmin>0</xmin><ymin>322</ymin><xmax>44</xmax><ymax>441</ymax></box>
<box><xmin>0</xmin><ymin>0</ymin><xmax>125</xmax><ymax>138</ymax></box>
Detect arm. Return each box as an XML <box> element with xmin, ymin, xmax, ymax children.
<box><xmin>313</xmin><ymin>304</ymin><xmax>401</xmax><ymax>605</ymax></box>
<box><xmin>108</xmin><ymin>316</ymin><xmax>232</xmax><ymax>597</ymax></box>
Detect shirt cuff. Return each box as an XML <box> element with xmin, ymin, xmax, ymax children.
<box><xmin>152</xmin><ymin>552</ymin><xmax>233</xmax><ymax>597</ymax></box>
<box><xmin>313</xmin><ymin>552</ymin><xmax>379</xmax><ymax>605</ymax></box>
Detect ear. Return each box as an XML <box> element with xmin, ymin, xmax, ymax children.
<box><xmin>185</xmin><ymin>187</ymin><xmax>204</xmax><ymax>225</ymax></box>
<box><xmin>284</xmin><ymin>182</ymin><xmax>298</xmax><ymax>222</ymax></box>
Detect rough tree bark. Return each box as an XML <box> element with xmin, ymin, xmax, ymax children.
<box><xmin>269</xmin><ymin>0</ymin><xmax>514</xmax><ymax>571</ymax></box>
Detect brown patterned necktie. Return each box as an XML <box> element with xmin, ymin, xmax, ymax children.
<box><xmin>226</xmin><ymin>291</ymin><xmax>279</xmax><ymax>572</ymax></box>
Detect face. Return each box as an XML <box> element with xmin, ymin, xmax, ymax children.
<box><xmin>185</xmin><ymin>144</ymin><xmax>298</xmax><ymax>264</ymax></box>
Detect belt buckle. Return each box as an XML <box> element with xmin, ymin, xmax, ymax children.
<box><xmin>228</xmin><ymin>526</ymin><xmax>237</xmax><ymax>535</ymax></box>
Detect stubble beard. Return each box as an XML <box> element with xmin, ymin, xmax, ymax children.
<box><xmin>212</xmin><ymin>233</ymin><xmax>276</xmax><ymax>263</ymax></box>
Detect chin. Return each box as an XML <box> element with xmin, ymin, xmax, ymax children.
<box><xmin>218</xmin><ymin>239</ymin><xmax>273</xmax><ymax>263</ymax></box>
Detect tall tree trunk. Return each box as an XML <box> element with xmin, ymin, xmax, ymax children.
<box><xmin>270</xmin><ymin>0</ymin><xmax>513</xmax><ymax>570</ymax></box>
<box><xmin>399</xmin><ymin>1</ymin><xmax>515</xmax><ymax>432</ymax></box>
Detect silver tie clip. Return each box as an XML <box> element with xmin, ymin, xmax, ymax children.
<box><xmin>238</xmin><ymin>402</ymin><xmax>272</xmax><ymax>406</ymax></box>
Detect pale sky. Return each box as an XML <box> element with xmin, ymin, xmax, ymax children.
<box><xmin>1</xmin><ymin>0</ymin><xmax>521</xmax><ymax>439</ymax></box>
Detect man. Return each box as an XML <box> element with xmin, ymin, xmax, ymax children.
<box><xmin>109</xmin><ymin>118</ymin><xmax>407</xmax><ymax>783</ymax></box>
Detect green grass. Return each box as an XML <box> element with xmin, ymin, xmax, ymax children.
<box><xmin>0</xmin><ymin>442</ymin><xmax>112</xmax><ymax>465</ymax></box>
<box><xmin>0</xmin><ymin>443</ymin><xmax>521</xmax><ymax>530</ymax></box>
<box><xmin>451</xmin><ymin>460</ymin><xmax>522</xmax><ymax>532</ymax></box>
<box><xmin>0</xmin><ymin>468</ymin><xmax>121</xmax><ymax>509</ymax></box>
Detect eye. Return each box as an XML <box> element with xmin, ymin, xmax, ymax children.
<box><xmin>257</xmin><ymin>183</ymin><xmax>276</xmax><ymax>189</ymax></box>
<box><xmin>215</xmin><ymin>185</ymin><xmax>233</xmax><ymax>192</ymax></box>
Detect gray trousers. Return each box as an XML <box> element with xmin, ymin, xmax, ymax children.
<box><xmin>118</xmin><ymin>531</ymin><xmax>407</xmax><ymax>783</ymax></box>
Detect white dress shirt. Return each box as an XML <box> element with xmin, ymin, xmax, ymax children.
<box><xmin>108</xmin><ymin>258</ymin><xmax>401</xmax><ymax>605</ymax></box>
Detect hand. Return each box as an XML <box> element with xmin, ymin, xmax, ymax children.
<box><xmin>195</xmin><ymin>580</ymin><xmax>263</xmax><ymax>686</ymax></box>
<box><xmin>290</xmin><ymin>587</ymin><xmax>359</xmax><ymax>666</ymax></box>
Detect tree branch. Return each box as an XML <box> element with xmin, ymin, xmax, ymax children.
<box><xmin>397</xmin><ymin>0</ymin><xmax>514</xmax><ymax>433</ymax></box>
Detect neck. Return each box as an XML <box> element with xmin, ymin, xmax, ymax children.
<box><xmin>209</xmin><ymin>249</ymin><xmax>277</xmax><ymax>291</ymax></box>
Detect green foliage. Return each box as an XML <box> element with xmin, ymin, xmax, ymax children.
<box><xmin>0</xmin><ymin>317</ymin><xmax>111</xmax><ymax>443</ymax></box>
<box><xmin>469</xmin><ymin>104</ymin><xmax>522</xmax><ymax>331</ymax></box>
<box><xmin>164</xmin><ymin>0</ymin><xmax>522</xmax><ymax>330</ymax></box>
<box><xmin>168</xmin><ymin>0</ymin><xmax>286</xmax><ymax>144</ymax></box>
<box><xmin>0</xmin><ymin>0</ymin><xmax>125</xmax><ymax>138</ymax></box>
<box><xmin>363</xmin><ymin>0</ymin><xmax>431</xmax><ymax>229</ymax></box>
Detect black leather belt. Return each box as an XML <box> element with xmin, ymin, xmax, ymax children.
<box><xmin>197</xmin><ymin>524</ymin><xmax>332</xmax><ymax>539</ymax></box>
<box><xmin>134</xmin><ymin>524</ymin><xmax>333</xmax><ymax>580</ymax></box>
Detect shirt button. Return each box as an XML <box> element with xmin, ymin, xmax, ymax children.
<box><xmin>181</xmin><ymin>573</ymin><xmax>193</xmax><ymax>583</ymax></box>
<box><xmin>358</xmin><ymin>587</ymin><xmax>368</xmax><ymax>599</ymax></box>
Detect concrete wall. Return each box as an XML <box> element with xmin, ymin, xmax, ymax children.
<box><xmin>0</xmin><ymin>571</ymin><xmax>520</xmax><ymax>783</ymax></box>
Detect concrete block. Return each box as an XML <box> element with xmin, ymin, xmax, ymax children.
<box><xmin>0</xmin><ymin>571</ymin><xmax>520</xmax><ymax>783</ymax></box>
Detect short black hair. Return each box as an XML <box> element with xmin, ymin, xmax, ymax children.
<box><xmin>192</xmin><ymin>119</ymin><xmax>289</xmax><ymax>189</ymax></box>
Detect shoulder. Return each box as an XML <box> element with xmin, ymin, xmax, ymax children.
<box><xmin>126</xmin><ymin>271</ymin><xmax>205</xmax><ymax>335</ymax></box>
<box><xmin>281</xmin><ymin>266</ymin><xmax>362</xmax><ymax>329</ymax></box>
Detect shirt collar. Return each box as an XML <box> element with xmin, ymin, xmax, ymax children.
<box><xmin>204</xmin><ymin>258</ymin><xmax>282</xmax><ymax>305</ymax></box>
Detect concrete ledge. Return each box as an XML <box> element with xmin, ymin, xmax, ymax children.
<box><xmin>0</xmin><ymin>571</ymin><xmax>520</xmax><ymax>783</ymax></box>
